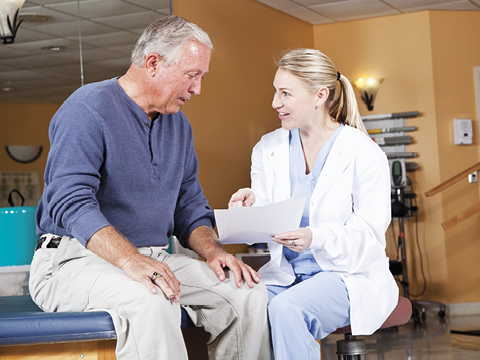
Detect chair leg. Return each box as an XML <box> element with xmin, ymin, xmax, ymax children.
<box><xmin>336</xmin><ymin>333</ymin><xmax>367</xmax><ymax>360</ymax></box>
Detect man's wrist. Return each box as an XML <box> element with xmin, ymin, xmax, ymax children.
<box><xmin>188</xmin><ymin>225</ymin><xmax>223</xmax><ymax>259</ymax></box>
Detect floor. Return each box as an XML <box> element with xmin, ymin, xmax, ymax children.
<box><xmin>320</xmin><ymin>304</ymin><xmax>480</xmax><ymax>360</ymax></box>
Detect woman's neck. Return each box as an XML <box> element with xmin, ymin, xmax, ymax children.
<box><xmin>299</xmin><ymin>115</ymin><xmax>340</xmax><ymax>174</ymax></box>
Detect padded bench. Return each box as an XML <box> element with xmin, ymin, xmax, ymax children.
<box><xmin>0</xmin><ymin>295</ymin><xmax>209</xmax><ymax>359</ymax></box>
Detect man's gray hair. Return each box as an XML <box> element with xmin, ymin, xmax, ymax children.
<box><xmin>131</xmin><ymin>15</ymin><xmax>213</xmax><ymax>67</ymax></box>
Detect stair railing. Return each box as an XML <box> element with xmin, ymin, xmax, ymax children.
<box><xmin>425</xmin><ymin>162</ymin><xmax>480</xmax><ymax>230</ymax></box>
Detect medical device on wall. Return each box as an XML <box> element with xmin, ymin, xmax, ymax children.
<box><xmin>390</xmin><ymin>158</ymin><xmax>413</xmax><ymax>219</ymax></box>
<box><xmin>389</xmin><ymin>159</ymin><xmax>407</xmax><ymax>189</ymax></box>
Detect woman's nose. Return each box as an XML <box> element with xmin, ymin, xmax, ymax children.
<box><xmin>272</xmin><ymin>94</ymin><xmax>282</xmax><ymax>109</ymax></box>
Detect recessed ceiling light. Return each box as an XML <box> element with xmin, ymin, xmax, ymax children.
<box><xmin>19</xmin><ymin>14</ymin><xmax>52</xmax><ymax>23</ymax></box>
<box><xmin>1</xmin><ymin>86</ymin><xmax>16</xmax><ymax>92</ymax></box>
<box><xmin>41</xmin><ymin>46</ymin><xmax>66</xmax><ymax>51</ymax></box>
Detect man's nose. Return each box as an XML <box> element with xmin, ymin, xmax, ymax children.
<box><xmin>190</xmin><ymin>78</ymin><xmax>202</xmax><ymax>95</ymax></box>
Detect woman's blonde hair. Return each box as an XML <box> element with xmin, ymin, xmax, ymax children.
<box><xmin>276</xmin><ymin>49</ymin><xmax>367</xmax><ymax>134</ymax></box>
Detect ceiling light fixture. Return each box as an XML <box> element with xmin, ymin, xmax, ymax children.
<box><xmin>1</xmin><ymin>86</ymin><xmax>16</xmax><ymax>92</ymax></box>
<box><xmin>0</xmin><ymin>0</ymin><xmax>25</xmax><ymax>44</ymax></box>
<box><xmin>41</xmin><ymin>45</ymin><xmax>66</xmax><ymax>51</ymax></box>
<box><xmin>19</xmin><ymin>13</ymin><xmax>51</xmax><ymax>23</ymax></box>
<box><xmin>354</xmin><ymin>77</ymin><xmax>384</xmax><ymax>111</ymax></box>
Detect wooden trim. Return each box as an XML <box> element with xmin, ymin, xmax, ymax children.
<box><xmin>452</xmin><ymin>331</ymin><xmax>480</xmax><ymax>350</ymax></box>
<box><xmin>425</xmin><ymin>162</ymin><xmax>480</xmax><ymax>197</ymax></box>
<box><xmin>442</xmin><ymin>202</ymin><xmax>480</xmax><ymax>230</ymax></box>
<box><xmin>0</xmin><ymin>340</ymin><xmax>116</xmax><ymax>360</ymax></box>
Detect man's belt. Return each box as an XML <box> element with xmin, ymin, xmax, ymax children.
<box><xmin>35</xmin><ymin>235</ymin><xmax>62</xmax><ymax>251</ymax></box>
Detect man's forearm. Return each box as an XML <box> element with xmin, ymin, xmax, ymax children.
<box><xmin>187</xmin><ymin>225</ymin><xmax>224</xmax><ymax>260</ymax></box>
<box><xmin>86</xmin><ymin>225</ymin><xmax>139</xmax><ymax>269</ymax></box>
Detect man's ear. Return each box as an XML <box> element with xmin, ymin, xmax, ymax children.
<box><xmin>145</xmin><ymin>53</ymin><xmax>162</xmax><ymax>77</ymax></box>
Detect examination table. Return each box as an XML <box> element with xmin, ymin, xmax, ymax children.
<box><xmin>0</xmin><ymin>295</ymin><xmax>209</xmax><ymax>359</ymax></box>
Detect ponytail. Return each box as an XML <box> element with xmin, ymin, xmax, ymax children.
<box><xmin>331</xmin><ymin>74</ymin><xmax>367</xmax><ymax>135</ymax></box>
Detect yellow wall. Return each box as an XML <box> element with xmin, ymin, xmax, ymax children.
<box><xmin>314</xmin><ymin>11</ymin><xmax>480</xmax><ymax>304</ymax></box>
<box><xmin>0</xmin><ymin>103</ymin><xmax>59</xmax><ymax>192</ymax></box>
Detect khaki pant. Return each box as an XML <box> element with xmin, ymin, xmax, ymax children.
<box><xmin>29</xmin><ymin>235</ymin><xmax>271</xmax><ymax>360</ymax></box>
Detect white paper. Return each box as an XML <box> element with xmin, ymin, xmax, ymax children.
<box><xmin>214</xmin><ymin>198</ymin><xmax>306</xmax><ymax>245</ymax></box>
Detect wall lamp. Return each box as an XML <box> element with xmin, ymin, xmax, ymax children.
<box><xmin>354</xmin><ymin>77</ymin><xmax>384</xmax><ymax>111</ymax></box>
<box><xmin>6</xmin><ymin>145</ymin><xmax>43</xmax><ymax>163</ymax></box>
<box><xmin>0</xmin><ymin>0</ymin><xmax>25</xmax><ymax>44</ymax></box>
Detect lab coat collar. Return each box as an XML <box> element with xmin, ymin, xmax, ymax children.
<box><xmin>265</xmin><ymin>126</ymin><xmax>356</xmax><ymax>205</ymax></box>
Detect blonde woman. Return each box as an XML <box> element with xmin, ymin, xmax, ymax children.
<box><xmin>229</xmin><ymin>49</ymin><xmax>398</xmax><ymax>359</ymax></box>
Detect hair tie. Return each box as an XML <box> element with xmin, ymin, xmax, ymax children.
<box><xmin>336</xmin><ymin>71</ymin><xmax>341</xmax><ymax>81</ymax></box>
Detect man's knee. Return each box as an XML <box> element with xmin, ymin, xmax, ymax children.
<box><xmin>233</xmin><ymin>281</ymin><xmax>269</xmax><ymax>316</ymax></box>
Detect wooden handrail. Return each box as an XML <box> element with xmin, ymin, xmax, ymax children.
<box><xmin>442</xmin><ymin>201</ymin><xmax>480</xmax><ymax>230</ymax></box>
<box><xmin>425</xmin><ymin>162</ymin><xmax>480</xmax><ymax>197</ymax></box>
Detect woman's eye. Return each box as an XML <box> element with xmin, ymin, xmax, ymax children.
<box><xmin>283</xmin><ymin>91</ymin><xmax>291</xmax><ymax>96</ymax></box>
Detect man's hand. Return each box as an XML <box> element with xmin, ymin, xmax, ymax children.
<box><xmin>188</xmin><ymin>225</ymin><xmax>261</xmax><ymax>288</ymax></box>
<box><xmin>206</xmin><ymin>249</ymin><xmax>261</xmax><ymax>288</ymax></box>
<box><xmin>121</xmin><ymin>253</ymin><xmax>181</xmax><ymax>302</ymax></box>
<box><xmin>87</xmin><ymin>226</ymin><xmax>181</xmax><ymax>302</ymax></box>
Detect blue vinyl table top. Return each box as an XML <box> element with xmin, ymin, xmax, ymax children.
<box><xmin>0</xmin><ymin>294</ymin><xmax>193</xmax><ymax>346</ymax></box>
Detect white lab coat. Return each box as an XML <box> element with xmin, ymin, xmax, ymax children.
<box><xmin>250</xmin><ymin>125</ymin><xmax>399</xmax><ymax>335</ymax></box>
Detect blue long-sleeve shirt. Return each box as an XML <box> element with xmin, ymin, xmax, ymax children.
<box><xmin>36</xmin><ymin>78</ymin><xmax>215</xmax><ymax>248</ymax></box>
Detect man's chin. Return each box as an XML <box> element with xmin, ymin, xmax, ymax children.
<box><xmin>161</xmin><ymin>107</ymin><xmax>181</xmax><ymax>116</ymax></box>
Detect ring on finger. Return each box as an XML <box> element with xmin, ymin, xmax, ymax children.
<box><xmin>151</xmin><ymin>272</ymin><xmax>162</xmax><ymax>282</ymax></box>
<box><xmin>291</xmin><ymin>240</ymin><xmax>295</xmax><ymax>246</ymax></box>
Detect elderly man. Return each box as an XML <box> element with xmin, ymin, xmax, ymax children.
<box><xmin>29</xmin><ymin>16</ymin><xmax>270</xmax><ymax>360</ymax></box>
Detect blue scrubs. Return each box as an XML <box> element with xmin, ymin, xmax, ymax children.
<box><xmin>267</xmin><ymin>126</ymin><xmax>351</xmax><ymax>360</ymax></box>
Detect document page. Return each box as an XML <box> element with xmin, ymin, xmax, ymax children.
<box><xmin>214</xmin><ymin>198</ymin><xmax>305</xmax><ymax>245</ymax></box>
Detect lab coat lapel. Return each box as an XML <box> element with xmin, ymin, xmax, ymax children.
<box><xmin>313</xmin><ymin>132</ymin><xmax>352</xmax><ymax>202</ymax></box>
<box><xmin>266</xmin><ymin>133</ymin><xmax>290</xmax><ymax>202</ymax></box>
<box><xmin>265</xmin><ymin>132</ymin><xmax>294</xmax><ymax>276</ymax></box>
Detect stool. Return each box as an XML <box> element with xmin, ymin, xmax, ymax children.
<box><xmin>333</xmin><ymin>296</ymin><xmax>412</xmax><ymax>359</ymax></box>
<box><xmin>336</xmin><ymin>333</ymin><xmax>366</xmax><ymax>359</ymax></box>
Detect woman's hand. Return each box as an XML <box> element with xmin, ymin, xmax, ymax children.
<box><xmin>271</xmin><ymin>228</ymin><xmax>313</xmax><ymax>253</ymax></box>
<box><xmin>228</xmin><ymin>188</ymin><xmax>256</xmax><ymax>208</ymax></box>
